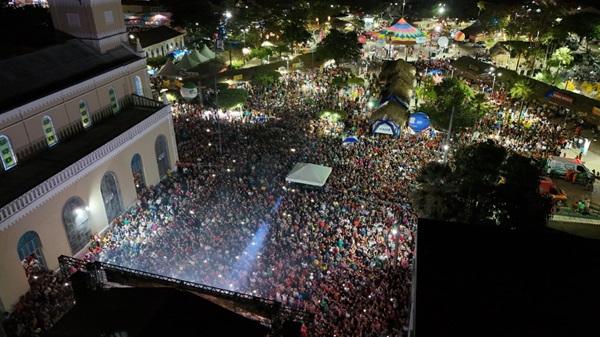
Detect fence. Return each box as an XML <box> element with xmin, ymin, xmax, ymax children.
<box><xmin>58</xmin><ymin>255</ymin><xmax>312</xmax><ymax>324</ymax></box>
<box><xmin>14</xmin><ymin>95</ymin><xmax>163</xmax><ymax>164</ymax></box>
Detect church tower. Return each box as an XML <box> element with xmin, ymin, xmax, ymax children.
<box><xmin>48</xmin><ymin>0</ymin><xmax>127</xmax><ymax>53</ymax></box>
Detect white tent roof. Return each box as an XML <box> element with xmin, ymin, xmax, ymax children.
<box><xmin>285</xmin><ymin>163</ymin><xmax>332</xmax><ymax>187</ymax></box>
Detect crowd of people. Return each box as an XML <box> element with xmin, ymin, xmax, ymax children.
<box><xmin>3</xmin><ymin>56</ymin><xmax>581</xmax><ymax>337</ymax></box>
<box><xmin>2</xmin><ymin>257</ymin><xmax>73</xmax><ymax>337</ymax></box>
<box><xmin>87</xmin><ymin>67</ymin><xmax>418</xmax><ymax>336</ymax></box>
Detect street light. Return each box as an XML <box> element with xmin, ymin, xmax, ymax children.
<box><xmin>488</xmin><ymin>68</ymin><xmax>502</xmax><ymax>93</ymax></box>
<box><xmin>401</xmin><ymin>0</ymin><xmax>406</xmax><ymax>17</ymax></box>
<box><xmin>224</xmin><ymin>10</ymin><xmax>232</xmax><ymax>19</ymax></box>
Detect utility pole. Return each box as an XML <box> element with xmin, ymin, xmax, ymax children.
<box><xmin>442</xmin><ymin>106</ymin><xmax>454</xmax><ymax>163</ymax></box>
<box><xmin>214</xmin><ymin>37</ymin><xmax>223</xmax><ymax>155</ymax></box>
<box><xmin>401</xmin><ymin>0</ymin><xmax>406</xmax><ymax>17</ymax></box>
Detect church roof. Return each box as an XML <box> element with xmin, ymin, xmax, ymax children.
<box><xmin>0</xmin><ymin>39</ymin><xmax>141</xmax><ymax>113</ymax></box>
<box><xmin>136</xmin><ymin>25</ymin><xmax>183</xmax><ymax>48</ymax></box>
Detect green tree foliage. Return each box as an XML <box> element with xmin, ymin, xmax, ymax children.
<box><xmin>509</xmin><ymin>80</ymin><xmax>534</xmax><ymax>118</ymax></box>
<box><xmin>249</xmin><ymin>47</ymin><xmax>273</xmax><ymax>60</ymax></box>
<box><xmin>412</xmin><ymin>141</ymin><xmax>552</xmax><ymax>229</ymax></box>
<box><xmin>549</xmin><ymin>47</ymin><xmax>574</xmax><ymax>84</ymax></box>
<box><xmin>418</xmin><ymin>78</ymin><xmax>486</xmax><ymax>131</ymax></box>
<box><xmin>317</xmin><ymin>30</ymin><xmax>361</xmax><ymax>64</ymax></box>
<box><xmin>477</xmin><ymin>1</ymin><xmax>486</xmax><ymax>17</ymax></box>
<box><xmin>251</xmin><ymin>70</ymin><xmax>281</xmax><ymax>87</ymax></box>
<box><xmin>273</xmin><ymin>44</ymin><xmax>290</xmax><ymax>58</ymax></box>
<box><xmin>509</xmin><ymin>80</ymin><xmax>533</xmax><ymax>102</ymax></box>
<box><xmin>415</xmin><ymin>77</ymin><xmax>437</xmax><ymax>103</ymax></box>
<box><xmin>146</xmin><ymin>56</ymin><xmax>169</xmax><ymax>68</ymax></box>
<box><xmin>216</xmin><ymin>88</ymin><xmax>248</xmax><ymax>109</ymax></box>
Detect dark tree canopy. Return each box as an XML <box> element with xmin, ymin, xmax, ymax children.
<box><xmin>317</xmin><ymin>29</ymin><xmax>361</xmax><ymax>64</ymax></box>
<box><xmin>281</xmin><ymin>23</ymin><xmax>311</xmax><ymax>49</ymax></box>
<box><xmin>412</xmin><ymin>141</ymin><xmax>553</xmax><ymax>230</ymax></box>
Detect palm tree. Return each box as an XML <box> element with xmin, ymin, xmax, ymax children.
<box><xmin>477</xmin><ymin>1</ymin><xmax>486</xmax><ymax>17</ymax></box>
<box><xmin>509</xmin><ymin>80</ymin><xmax>534</xmax><ymax>120</ymax></box>
<box><xmin>412</xmin><ymin>162</ymin><xmax>458</xmax><ymax>221</ymax></box>
<box><xmin>549</xmin><ymin>47</ymin><xmax>574</xmax><ymax>85</ymax></box>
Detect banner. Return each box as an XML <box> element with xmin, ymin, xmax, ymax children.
<box><xmin>545</xmin><ymin>90</ymin><xmax>573</xmax><ymax>105</ymax></box>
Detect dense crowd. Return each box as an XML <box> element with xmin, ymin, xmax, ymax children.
<box><xmin>2</xmin><ymin>257</ymin><xmax>73</xmax><ymax>337</ymax></box>
<box><xmin>3</xmin><ymin>58</ymin><xmax>579</xmax><ymax>337</ymax></box>
<box><xmin>87</xmin><ymin>67</ymin><xmax>418</xmax><ymax>336</ymax></box>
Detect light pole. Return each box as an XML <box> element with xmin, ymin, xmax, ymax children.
<box><xmin>491</xmin><ymin>72</ymin><xmax>501</xmax><ymax>93</ymax></box>
<box><xmin>242</xmin><ymin>28</ymin><xmax>248</xmax><ymax>47</ymax></box>
<box><xmin>488</xmin><ymin>67</ymin><xmax>502</xmax><ymax>93</ymax></box>
<box><xmin>442</xmin><ymin>106</ymin><xmax>454</xmax><ymax>163</ymax></box>
<box><xmin>223</xmin><ymin>11</ymin><xmax>233</xmax><ymax>68</ymax></box>
<box><xmin>401</xmin><ymin>0</ymin><xmax>406</xmax><ymax>17</ymax></box>
<box><xmin>437</xmin><ymin>3</ymin><xmax>446</xmax><ymax>16</ymax></box>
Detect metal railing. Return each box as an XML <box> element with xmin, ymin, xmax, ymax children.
<box><xmin>14</xmin><ymin>95</ymin><xmax>164</xmax><ymax>164</ymax></box>
<box><xmin>58</xmin><ymin>255</ymin><xmax>313</xmax><ymax>324</ymax></box>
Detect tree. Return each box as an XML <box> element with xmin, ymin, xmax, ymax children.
<box><xmin>249</xmin><ymin>47</ymin><xmax>273</xmax><ymax>61</ymax></box>
<box><xmin>251</xmin><ymin>70</ymin><xmax>281</xmax><ymax>87</ymax></box>
<box><xmin>509</xmin><ymin>80</ymin><xmax>533</xmax><ymax>119</ymax></box>
<box><xmin>273</xmin><ymin>44</ymin><xmax>290</xmax><ymax>58</ymax></box>
<box><xmin>559</xmin><ymin>12</ymin><xmax>600</xmax><ymax>48</ymax></box>
<box><xmin>496</xmin><ymin>154</ymin><xmax>553</xmax><ymax>230</ymax></box>
<box><xmin>422</xmin><ymin>77</ymin><xmax>480</xmax><ymax>131</ymax></box>
<box><xmin>317</xmin><ymin>29</ymin><xmax>361</xmax><ymax>64</ymax></box>
<box><xmin>216</xmin><ymin>88</ymin><xmax>248</xmax><ymax>109</ymax></box>
<box><xmin>503</xmin><ymin>41</ymin><xmax>530</xmax><ymax>72</ymax></box>
<box><xmin>412</xmin><ymin>162</ymin><xmax>459</xmax><ymax>221</ymax></box>
<box><xmin>281</xmin><ymin>23</ymin><xmax>311</xmax><ymax>52</ymax></box>
<box><xmin>412</xmin><ymin>141</ymin><xmax>552</xmax><ymax>229</ymax></box>
<box><xmin>147</xmin><ymin>56</ymin><xmax>169</xmax><ymax>68</ymax></box>
<box><xmin>477</xmin><ymin>1</ymin><xmax>486</xmax><ymax>17</ymax></box>
<box><xmin>549</xmin><ymin>47</ymin><xmax>574</xmax><ymax>85</ymax></box>
<box><xmin>415</xmin><ymin>76</ymin><xmax>437</xmax><ymax>105</ymax></box>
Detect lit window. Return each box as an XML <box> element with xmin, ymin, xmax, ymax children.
<box><xmin>109</xmin><ymin>88</ymin><xmax>120</xmax><ymax>113</ymax></box>
<box><xmin>62</xmin><ymin>197</ymin><xmax>92</xmax><ymax>254</ymax></box>
<box><xmin>79</xmin><ymin>100</ymin><xmax>92</xmax><ymax>128</ymax></box>
<box><xmin>133</xmin><ymin>76</ymin><xmax>144</xmax><ymax>96</ymax></box>
<box><xmin>42</xmin><ymin>116</ymin><xmax>58</xmax><ymax>147</ymax></box>
<box><xmin>0</xmin><ymin>135</ymin><xmax>17</xmax><ymax>171</ymax></box>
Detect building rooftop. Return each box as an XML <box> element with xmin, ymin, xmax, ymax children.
<box><xmin>415</xmin><ymin>219</ymin><xmax>600</xmax><ymax>337</ymax></box>
<box><xmin>0</xmin><ymin>95</ymin><xmax>165</xmax><ymax>208</ymax></box>
<box><xmin>135</xmin><ymin>25</ymin><xmax>183</xmax><ymax>48</ymax></box>
<box><xmin>0</xmin><ymin>39</ymin><xmax>141</xmax><ymax>113</ymax></box>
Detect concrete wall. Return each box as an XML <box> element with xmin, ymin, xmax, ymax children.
<box><xmin>0</xmin><ymin>115</ymin><xmax>178</xmax><ymax>310</ymax></box>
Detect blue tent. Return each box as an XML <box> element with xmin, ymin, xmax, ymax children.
<box><xmin>372</xmin><ymin>119</ymin><xmax>401</xmax><ymax>137</ymax></box>
<box><xmin>342</xmin><ymin>136</ymin><xmax>359</xmax><ymax>144</ymax></box>
<box><xmin>408</xmin><ymin>112</ymin><xmax>431</xmax><ymax>133</ymax></box>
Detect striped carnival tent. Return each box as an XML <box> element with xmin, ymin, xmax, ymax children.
<box><xmin>374</xmin><ymin>18</ymin><xmax>426</xmax><ymax>45</ymax></box>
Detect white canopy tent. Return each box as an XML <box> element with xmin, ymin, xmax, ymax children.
<box><xmin>286</xmin><ymin>163</ymin><xmax>332</xmax><ymax>187</ymax></box>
